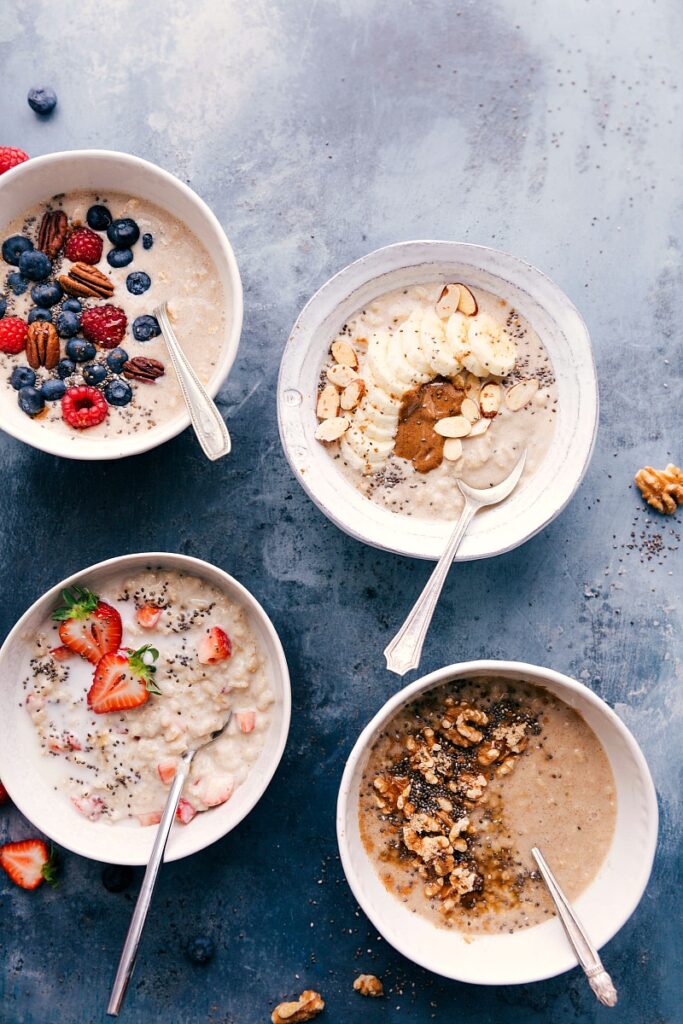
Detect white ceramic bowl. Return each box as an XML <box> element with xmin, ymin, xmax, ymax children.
<box><xmin>0</xmin><ymin>150</ymin><xmax>243</xmax><ymax>460</ymax></box>
<box><xmin>0</xmin><ymin>553</ymin><xmax>290</xmax><ymax>865</ymax></box>
<box><xmin>337</xmin><ymin>660</ymin><xmax>657</xmax><ymax>986</ymax></box>
<box><xmin>278</xmin><ymin>241</ymin><xmax>597</xmax><ymax>561</ymax></box>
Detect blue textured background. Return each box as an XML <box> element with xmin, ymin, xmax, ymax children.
<box><xmin>0</xmin><ymin>1</ymin><xmax>681</xmax><ymax>1022</ymax></box>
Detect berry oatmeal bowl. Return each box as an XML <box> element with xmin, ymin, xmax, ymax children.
<box><xmin>0</xmin><ymin>150</ymin><xmax>242</xmax><ymax>459</ymax></box>
<box><xmin>278</xmin><ymin>241</ymin><xmax>598</xmax><ymax>560</ymax></box>
<box><xmin>0</xmin><ymin>553</ymin><xmax>290</xmax><ymax>864</ymax></box>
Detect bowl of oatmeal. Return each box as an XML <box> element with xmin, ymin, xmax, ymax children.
<box><xmin>0</xmin><ymin>150</ymin><xmax>242</xmax><ymax>459</ymax></box>
<box><xmin>278</xmin><ymin>241</ymin><xmax>597</xmax><ymax>560</ymax></box>
<box><xmin>0</xmin><ymin>553</ymin><xmax>290</xmax><ymax>865</ymax></box>
<box><xmin>337</xmin><ymin>660</ymin><xmax>657</xmax><ymax>985</ymax></box>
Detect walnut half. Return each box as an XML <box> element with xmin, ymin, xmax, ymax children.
<box><xmin>353</xmin><ymin>974</ymin><xmax>383</xmax><ymax>997</ymax></box>
<box><xmin>271</xmin><ymin>990</ymin><xmax>324</xmax><ymax>1023</ymax></box>
<box><xmin>635</xmin><ymin>463</ymin><xmax>683</xmax><ymax>515</ymax></box>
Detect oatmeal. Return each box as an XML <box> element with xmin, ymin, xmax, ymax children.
<box><xmin>359</xmin><ymin>678</ymin><xmax>616</xmax><ymax>934</ymax></box>
<box><xmin>0</xmin><ymin>192</ymin><xmax>225</xmax><ymax>439</ymax></box>
<box><xmin>314</xmin><ymin>282</ymin><xmax>557</xmax><ymax>520</ymax></box>
<box><xmin>21</xmin><ymin>569</ymin><xmax>273</xmax><ymax>826</ymax></box>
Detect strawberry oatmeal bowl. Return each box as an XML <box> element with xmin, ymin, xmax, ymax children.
<box><xmin>0</xmin><ymin>150</ymin><xmax>242</xmax><ymax>460</ymax></box>
<box><xmin>0</xmin><ymin>553</ymin><xmax>290</xmax><ymax>864</ymax></box>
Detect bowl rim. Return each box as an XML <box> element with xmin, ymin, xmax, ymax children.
<box><xmin>0</xmin><ymin>148</ymin><xmax>244</xmax><ymax>461</ymax></box>
<box><xmin>336</xmin><ymin>658</ymin><xmax>658</xmax><ymax>985</ymax></box>
<box><xmin>0</xmin><ymin>551</ymin><xmax>291</xmax><ymax>864</ymax></box>
<box><xmin>278</xmin><ymin>239</ymin><xmax>599</xmax><ymax>561</ymax></box>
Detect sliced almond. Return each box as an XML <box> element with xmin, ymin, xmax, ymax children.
<box><xmin>456</xmin><ymin>283</ymin><xmax>478</xmax><ymax>316</ymax></box>
<box><xmin>464</xmin><ymin>372</ymin><xmax>481</xmax><ymax>401</ymax></box>
<box><xmin>315</xmin><ymin>415</ymin><xmax>350</xmax><ymax>442</ymax></box>
<box><xmin>467</xmin><ymin>417</ymin><xmax>491</xmax><ymax>437</ymax></box>
<box><xmin>331</xmin><ymin>340</ymin><xmax>359</xmax><ymax>369</ymax></box>
<box><xmin>340</xmin><ymin>378</ymin><xmax>366</xmax><ymax>411</ymax></box>
<box><xmin>434</xmin><ymin>415</ymin><xmax>472</xmax><ymax>438</ymax></box>
<box><xmin>435</xmin><ymin>284</ymin><xmax>461</xmax><ymax>319</ymax></box>
<box><xmin>505</xmin><ymin>378</ymin><xmax>539</xmax><ymax>411</ymax></box>
<box><xmin>443</xmin><ymin>438</ymin><xmax>463</xmax><ymax>462</ymax></box>
<box><xmin>316</xmin><ymin>383</ymin><xmax>340</xmax><ymax>420</ymax></box>
<box><xmin>327</xmin><ymin>363</ymin><xmax>358</xmax><ymax>388</ymax></box>
<box><xmin>460</xmin><ymin>397</ymin><xmax>480</xmax><ymax>423</ymax></box>
<box><xmin>479</xmin><ymin>382</ymin><xmax>501</xmax><ymax>418</ymax></box>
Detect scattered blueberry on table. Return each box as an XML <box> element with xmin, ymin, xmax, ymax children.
<box><xmin>101</xmin><ymin>864</ymin><xmax>133</xmax><ymax>893</ymax></box>
<box><xmin>27</xmin><ymin>86</ymin><xmax>57</xmax><ymax>116</ymax></box>
<box><xmin>185</xmin><ymin>936</ymin><xmax>215</xmax><ymax>965</ymax></box>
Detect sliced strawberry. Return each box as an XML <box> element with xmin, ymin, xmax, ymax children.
<box><xmin>0</xmin><ymin>781</ymin><xmax>9</xmax><ymax>806</ymax></box>
<box><xmin>235</xmin><ymin>710</ymin><xmax>256</xmax><ymax>734</ymax></box>
<box><xmin>0</xmin><ymin>839</ymin><xmax>56</xmax><ymax>890</ymax></box>
<box><xmin>136</xmin><ymin>604</ymin><xmax>162</xmax><ymax>629</ymax></box>
<box><xmin>71</xmin><ymin>795</ymin><xmax>104</xmax><ymax>821</ymax></box>
<box><xmin>87</xmin><ymin>644</ymin><xmax>161</xmax><ymax>714</ymax></box>
<box><xmin>137</xmin><ymin>811</ymin><xmax>162</xmax><ymax>827</ymax></box>
<box><xmin>190</xmin><ymin>772</ymin><xmax>234</xmax><ymax>808</ymax></box>
<box><xmin>176</xmin><ymin>798</ymin><xmax>197</xmax><ymax>824</ymax></box>
<box><xmin>157</xmin><ymin>760</ymin><xmax>176</xmax><ymax>785</ymax></box>
<box><xmin>49</xmin><ymin>645</ymin><xmax>73</xmax><ymax>661</ymax></box>
<box><xmin>197</xmin><ymin>627</ymin><xmax>232</xmax><ymax>665</ymax></box>
<box><xmin>52</xmin><ymin>586</ymin><xmax>122</xmax><ymax>664</ymax></box>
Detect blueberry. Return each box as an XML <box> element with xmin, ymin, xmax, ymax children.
<box><xmin>132</xmin><ymin>315</ymin><xmax>160</xmax><ymax>341</ymax></box>
<box><xmin>104</xmin><ymin>378</ymin><xmax>133</xmax><ymax>406</ymax></box>
<box><xmin>107</xmin><ymin>247</ymin><xmax>133</xmax><ymax>269</ymax></box>
<box><xmin>0</xmin><ymin>296</ymin><xmax>6</xmax><ymax>318</ymax></box>
<box><xmin>41</xmin><ymin>378</ymin><xmax>66</xmax><ymax>401</ymax></box>
<box><xmin>185</xmin><ymin>936</ymin><xmax>215</xmax><ymax>965</ymax></box>
<box><xmin>86</xmin><ymin>205</ymin><xmax>112</xmax><ymax>231</ymax></box>
<box><xmin>31</xmin><ymin>281</ymin><xmax>63</xmax><ymax>307</ymax></box>
<box><xmin>57</xmin><ymin>358</ymin><xmax>76</xmax><ymax>380</ymax></box>
<box><xmin>66</xmin><ymin>338</ymin><xmax>96</xmax><ymax>362</ymax></box>
<box><xmin>126</xmin><ymin>271</ymin><xmax>151</xmax><ymax>295</ymax></box>
<box><xmin>2</xmin><ymin>235</ymin><xmax>33</xmax><ymax>266</ymax></box>
<box><xmin>102</xmin><ymin>864</ymin><xmax>133</xmax><ymax>893</ymax></box>
<box><xmin>10</xmin><ymin>366</ymin><xmax>36</xmax><ymax>390</ymax></box>
<box><xmin>142</xmin><ymin>233</ymin><xmax>154</xmax><ymax>250</ymax></box>
<box><xmin>27</xmin><ymin>86</ymin><xmax>57</xmax><ymax>116</ymax></box>
<box><xmin>55</xmin><ymin>310</ymin><xmax>80</xmax><ymax>338</ymax></box>
<box><xmin>61</xmin><ymin>297</ymin><xmax>82</xmax><ymax>313</ymax></box>
<box><xmin>7</xmin><ymin>272</ymin><xmax>28</xmax><ymax>295</ymax></box>
<box><xmin>28</xmin><ymin>307</ymin><xmax>52</xmax><ymax>324</ymax></box>
<box><xmin>18</xmin><ymin>386</ymin><xmax>45</xmax><ymax>417</ymax></box>
<box><xmin>107</xmin><ymin>218</ymin><xmax>140</xmax><ymax>248</ymax></box>
<box><xmin>83</xmin><ymin>362</ymin><xmax>108</xmax><ymax>386</ymax></box>
<box><xmin>18</xmin><ymin>250</ymin><xmax>52</xmax><ymax>282</ymax></box>
<box><xmin>106</xmin><ymin>347</ymin><xmax>128</xmax><ymax>373</ymax></box>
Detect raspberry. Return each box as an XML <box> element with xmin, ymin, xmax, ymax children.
<box><xmin>0</xmin><ymin>147</ymin><xmax>29</xmax><ymax>176</ymax></box>
<box><xmin>61</xmin><ymin>385</ymin><xmax>109</xmax><ymax>430</ymax></box>
<box><xmin>80</xmin><ymin>305</ymin><xmax>127</xmax><ymax>349</ymax></box>
<box><xmin>0</xmin><ymin>317</ymin><xmax>28</xmax><ymax>354</ymax></box>
<box><xmin>65</xmin><ymin>227</ymin><xmax>103</xmax><ymax>265</ymax></box>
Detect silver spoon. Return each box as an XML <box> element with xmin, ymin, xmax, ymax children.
<box><xmin>107</xmin><ymin>713</ymin><xmax>232</xmax><ymax>1016</ymax></box>
<box><xmin>532</xmin><ymin>847</ymin><xmax>618</xmax><ymax>1007</ymax></box>
<box><xmin>153</xmin><ymin>301</ymin><xmax>231</xmax><ymax>461</ymax></box>
<box><xmin>384</xmin><ymin>449</ymin><xmax>527</xmax><ymax>676</ymax></box>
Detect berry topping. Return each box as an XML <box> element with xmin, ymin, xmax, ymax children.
<box><xmin>87</xmin><ymin>644</ymin><xmax>160</xmax><ymax>715</ymax></box>
<box><xmin>0</xmin><ymin>317</ymin><xmax>28</xmax><ymax>354</ymax></box>
<box><xmin>106</xmin><ymin>248</ymin><xmax>133</xmax><ymax>269</ymax></box>
<box><xmin>61</xmin><ymin>297</ymin><xmax>82</xmax><ymax>313</ymax></box>
<box><xmin>105</xmin><ymin>347</ymin><xmax>128</xmax><ymax>373</ymax></box>
<box><xmin>41</xmin><ymin>379</ymin><xmax>66</xmax><ymax>402</ymax></box>
<box><xmin>10</xmin><ymin>366</ymin><xmax>36</xmax><ymax>390</ymax></box>
<box><xmin>83</xmin><ymin>362</ymin><xmax>107</xmax><ymax>386</ymax></box>
<box><xmin>102</xmin><ymin>864</ymin><xmax>133</xmax><ymax>893</ymax></box>
<box><xmin>52</xmin><ymin>586</ymin><xmax>122</xmax><ymax>663</ymax></box>
<box><xmin>27</xmin><ymin>87</ymin><xmax>57</xmax><ymax>116</ymax></box>
<box><xmin>137</xmin><ymin>605</ymin><xmax>162</xmax><ymax>629</ymax></box>
<box><xmin>61</xmin><ymin>384</ymin><xmax>108</xmax><ymax>429</ymax></box>
<box><xmin>176</xmin><ymin>798</ymin><xmax>197</xmax><ymax>824</ymax></box>
<box><xmin>197</xmin><ymin>627</ymin><xmax>232</xmax><ymax>665</ymax></box>
<box><xmin>49</xmin><ymin>645</ymin><xmax>73</xmax><ymax>661</ymax></box>
<box><xmin>0</xmin><ymin>781</ymin><xmax>8</xmax><ymax>805</ymax></box>
<box><xmin>27</xmin><ymin>307</ymin><xmax>52</xmax><ymax>324</ymax></box>
<box><xmin>185</xmin><ymin>936</ymin><xmax>215</xmax><ymax>965</ymax></box>
<box><xmin>132</xmin><ymin>315</ymin><xmax>160</xmax><ymax>341</ymax></box>
<box><xmin>0</xmin><ymin>840</ymin><xmax>57</xmax><ymax>890</ymax></box>
<box><xmin>126</xmin><ymin>271</ymin><xmax>151</xmax><ymax>295</ymax></box>
<box><xmin>65</xmin><ymin>227</ymin><xmax>103</xmax><ymax>266</ymax></box>
<box><xmin>31</xmin><ymin>281</ymin><xmax>63</xmax><ymax>307</ymax></box>
<box><xmin>56</xmin><ymin>358</ymin><xmax>76</xmax><ymax>379</ymax></box>
<box><xmin>235</xmin><ymin>710</ymin><xmax>256</xmax><ymax>734</ymax></box>
<box><xmin>107</xmin><ymin>218</ymin><xmax>140</xmax><ymax>248</ymax></box>
<box><xmin>18</xmin><ymin>249</ymin><xmax>52</xmax><ymax>281</ymax></box>
<box><xmin>65</xmin><ymin>338</ymin><xmax>96</xmax><ymax>362</ymax></box>
<box><xmin>0</xmin><ymin>147</ymin><xmax>29</xmax><ymax>176</ymax></box>
<box><xmin>55</xmin><ymin>310</ymin><xmax>80</xmax><ymax>338</ymax></box>
<box><xmin>18</xmin><ymin>386</ymin><xmax>45</xmax><ymax>417</ymax></box>
<box><xmin>87</xmin><ymin>205</ymin><xmax>112</xmax><ymax>232</ymax></box>
<box><xmin>104</xmin><ymin>378</ymin><xmax>133</xmax><ymax>406</ymax></box>
<box><xmin>7</xmin><ymin>272</ymin><xmax>28</xmax><ymax>295</ymax></box>
<box><xmin>157</xmin><ymin>760</ymin><xmax>176</xmax><ymax>784</ymax></box>
<box><xmin>81</xmin><ymin>304</ymin><xmax>127</xmax><ymax>348</ymax></box>
<box><xmin>142</xmin><ymin>233</ymin><xmax>154</xmax><ymax>250</ymax></box>
<box><xmin>2</xmin><ymin>235</ymin><xmax>33</xmax><ymax>266</ymax></box>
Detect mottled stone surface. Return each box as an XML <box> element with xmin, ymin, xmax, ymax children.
<box><xmin>0</xmin><ymin>1</ymin><xmax>681</xmax><ymax>1021</ymax></box>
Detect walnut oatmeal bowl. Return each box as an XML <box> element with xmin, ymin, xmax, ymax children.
<box><xmin>337</xmin><ymin>661</ymin><xmax>657</xmax><ymax>985</ymax></box>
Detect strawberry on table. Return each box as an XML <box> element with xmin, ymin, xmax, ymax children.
<box><xmin>52</xmin><ymin>586</ymin><xmax>122</xmax><ymax>664</ymax></box>
<box><xmin>197</xmin><ymin>626</ymin><xmax>232</xmax><ymax>665</ymax></box>
<box><xmin>0</xmin><ymin>839</ymin><xmax>57</xmax><ymax>890</ymax></box>
<box><xmin>0</xmin><ymin>781</ymin><xmax>9</xmax><ymax>805</ymax></box>
<box><xmin>87</xmin><ymin>644</ymin><xmax>161</xmax><ymax>714</ymax></box>
<box><xmin>0</xmin><ymin>316</ymin><xmax>28</xmax><ymax>354</ymax></box>
<box><xmin>0</xmin><ymin>147</ymin><xmax>29</xmax><ymax>176</ymax></box>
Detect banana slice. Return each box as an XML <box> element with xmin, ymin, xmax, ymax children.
<box><xmin>354</xmin><ymin>410</ymin><xmax>397</xmax><ymax>444</ymax></box>
<box><xmin>367</xmin><ymin>330</ymin><xmax>409</xmax><ymax>398</ymax></box>
<box><xmin>363</xmin><ymin>368</ymin><xmax>399</xmax><ymax>415</ymax></box>
<box><xmin>358</xmin><ymin>397</ymin><xmax>399</xmax><ymax>431</ymax></box>
<box><xmin>398</xmin><ymin>309</ymin><xmax>434</xmax><ymax>378</ymax></box>
<box><xmin>416</xmin><ymin>308</ymin><xmax>458</xmax><ymax>378</ymax></box>
<box><xmin>446</xmin><ymin>312</ymin><xmax>486</xmax><ymax>377</ymax></box>
<box><xmin>340</xmin><ymin>434</ymin><xmax>373</xmax><ymax>473</ymax></box>
<box><xmin>467</xmin><ymin>313</ymin><xmax>516</xmax><ymax>377</ymax></box>
<box><xmin>344</xmin><ymin>424</ymin><xmax>394</xmax><ymax>466</ymax></box>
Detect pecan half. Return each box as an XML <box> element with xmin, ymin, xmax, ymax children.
<box><xmin>59</xmin><ymin>262</ymin><xmax>114</xmax><ymax>299</ymax></box>
<box><xmin>26</xmin><ymin>322</ymin><xmax>60</xmax><ymax>370</ymax></box>
<box><xmin>123</xmin><ymin>356</ymin><xmax>165</xmax><ymax>383</ymax></box>
<box><xmin>37</xmin><ymin>210</ymin><xmax>68</xmax><ymax>258</ymax></box>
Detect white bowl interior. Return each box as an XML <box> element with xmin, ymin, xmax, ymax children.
<box><xmin>0</xmin><ymin>150</ymin><xmax>243</xmax><ymax>460</ymax></box>
<box><xmin>0</xmin><ymin>553</ymin><xmax>290</xmax><ymax>865</ymax></box>
<box><xmin>278</xmin><ymin>242</ymin><xmax>597</xmax><ymax>560</ymax></box>
<box><xmin>337</xmin><ymin>661</ymin><xmax>657</xmax><ymax>986</ymax></box>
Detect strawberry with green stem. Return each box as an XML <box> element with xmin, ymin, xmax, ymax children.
<box><xmin>0</xmin><ymin>840</ymin><xmax>58</xmax><ymax>890</ymax></box>
<box><xmin>88</xmin><ymin>644</ymin><xmax>162</xmax><ymax>714</ymax></box>
<box><xmin>52</xmin><ymin>586</ymin><xmax>122</xmax><ymax>664</ymax></box>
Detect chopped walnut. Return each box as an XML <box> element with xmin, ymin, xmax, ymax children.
<box><xmin>635</xmin><ymin>463</ymin><xmax>683</xmax><ymax>514</ymax></box>
<box><xmin>492</xmin><ymin>721</ymin><xmax>528</xmax><ymax>754</ymax></box>
<box><xmin>353</xmin><ymin>974</ymin><xmax>384</xmax><ymax>998</ymax></box>
<box><xmin>271</xmin><ymin>990</ymin><xmax>324</xmax><ymax>1023</ymax></box>
<box><xmin>449</xmin><ymin>863</ymin><xmax>481</xmax><ymax>896</ymax></box>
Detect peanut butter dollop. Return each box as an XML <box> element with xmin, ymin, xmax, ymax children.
<box><xmin>394</xmin><ymin>378</ymin><xmax>465</xmax><ymax>473</ymax></box>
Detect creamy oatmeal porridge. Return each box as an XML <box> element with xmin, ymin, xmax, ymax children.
<box><xmin>314</xmin><ymin>282</ymin><xmax>557</xmax><ymax>520</ymax></box>
<box><xmin>1</xmin><ymin>191</ymin><xmax>225</xmax><ymax>439</ymax></box>
<box><xmin>359</xmin><ymin>678</ymin><xmax>616</xmax><ymax>934</ymax></box>
<box><xmin>21</xmin><ymin>569</ymin><xmax>273</xmax><ymax>826</ymax></box>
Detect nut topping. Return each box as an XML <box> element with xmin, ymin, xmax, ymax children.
<box><xmin>479</xmin><ymin>382</ymin><xmax>501</xmax><ymax>418</ymax></box>
<box><xmin>340</xmin><ymin>378</ymin><xmax>366</xmax><ymax>411</ymax></box>
<box><xmin>505</xmin><ymin>378</ymin><xmax>539</xmax><ymax>411</ymax></box>
<box><xmin>59</xmin><ymin>262</ymin><xmax>114</xmax><ymax>299</ymax></box>
<box><xmin>26</xmin><ymin>321</ymin><xmax>60</xmax><ymax>370</ymax></box>
<box><xmin>455</xmin><ymin>283</ymin><xmax>478</xmax><ymax>316</ymax></box>
<box><xmin>436</xmin><ymin>284</ymin><xmax>461</xmax><ymax>319</ymax></box>
<box><xmin>635</xmin><ymin>463</ymin><xmax>683</xmax><ymax>515</ymax></box>
<box><xmin>316</xmin><ymin>383</ymin><xmax>339</xmax><ymax>420</ymax></box>
<box><xmin>326</xmin><ymin>363</ymin><xmax>358</xmax><ymax>389</ymax></box>
<box><xmin>271</xmin><ymin>990</ymin><xmax>324</xmax><ymax>1023</ymax></box>
<box><xmin>331</xmin><ymin>339</ymin><xmax>358</xmax><ymax>368</ymax></box>
<box><xmin>314</xmin><ymin>415</ymin><xmax>349</xmax><ymax>442</ymax></box>
<box><xmin>37</xmin><ymin>210</ymin><xmax>68</xmax><ymax>258</ymax></box>
<box><xmin>353</xmin><ymin>974</ymin><xmax>383</xmax><ymax>998</ymax></box>
<box><xmin>123</xmin><ymin>356</ymin><xmax>165</xmax><ymax>383</ymax></box>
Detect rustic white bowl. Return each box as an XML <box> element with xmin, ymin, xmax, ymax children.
<box><xmin>0</xmin><ymin>150</ymin><xmax>243</xmax><ymax>460</ymax></box>
<box><xmin>278</xmin><ymin>241</ymin><xmax>597</xmax><ymax>560</ymax></box>
<box><xmin>337</xmin><ymin>660</ymin><xmax>657</xmax><ymax>986</ymax></box>
<box><xmin>0</xmin><ymin>553</ymin><xmax>290</xmax><ymax>865</ymax></box>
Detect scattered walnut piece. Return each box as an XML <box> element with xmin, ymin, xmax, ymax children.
<box><xmin>635</xmin><ymin>463</ymin><xmax>683</xmax><ymax>514</ymax></box>
<box><xmin>353</xmin><ymin>974</ymin><xmax>384</xmax><ymax>998</ymax></box>
<box><xmin>271</xmin><ymin>990</ymin><xmax>324</xmax><ymax>1023</ymax></box>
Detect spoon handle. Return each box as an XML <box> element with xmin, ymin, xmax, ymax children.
<box><xmin>384</xmin><ymin>499</ymin><xmax>478</xmax><ymax>676</ymax></box>
<box><xmin>154</xmin><ymin>302</ymin><xmax>231</xmax><ymax>461</ymax></box>
<box><xmin>107</xmin><ymin>750</ymin><xmax>195</xmax><ymax>1016</ymax></box>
